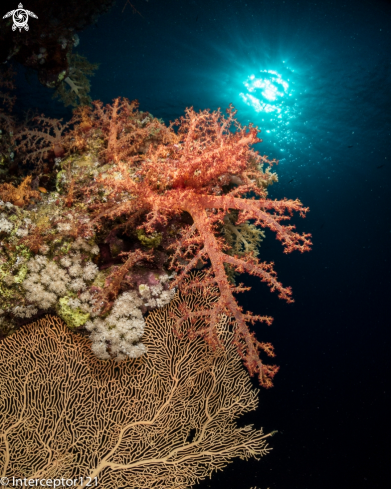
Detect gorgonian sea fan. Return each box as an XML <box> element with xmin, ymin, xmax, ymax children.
<box><xmin>0</xmin><ymin>301</ymin><xmax>272</xmax><ymax>486</ymax></box>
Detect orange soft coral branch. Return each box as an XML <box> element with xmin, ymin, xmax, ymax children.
<box><xmin>89</xmin><ymin>97</ymin><xmax>178</xmax><ymax>163</ymax></box>
<box><xmin>0</xmin><ymin>175</ymin><xmax>41</xmax><ymax>208</ymax></box>
<box><xmin>166</xmin><ymin>196</ymin><xmax>290</xmax><ymax>387</ymax></box>
<box><xmin>196</xmin><ymin>194</ymin><xmax>312</xmax><ymax>254</ymax></box>
<box><xmin>14</xmin><ymin>116</ymin><xmax>70</xmax><ymax>167</ymax></box>
<box><xmin>93</xmin><ymin>104</ymin><xmax>311</xmax><ymax>387</ymax></box>
<box><xmin>92</xmin><ymin>248</ymin><xmax>154</xmax><ymax>315</ymax></box>
<box><xmin>140</xmin><ymin>106</ymin><xmax>262</xmax><ymax>193</ymax></box>
<box><xmin>91</xmin><ymin>97</ymin><xmax>135</xmax><ymax>162</ymax></box>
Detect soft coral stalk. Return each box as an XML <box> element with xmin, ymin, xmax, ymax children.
<box><xmin>93</xmin><ymin>105</ymin><xmax>312</xmax><ymax>387</ymax></box>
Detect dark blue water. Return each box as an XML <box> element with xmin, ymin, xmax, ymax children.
<box><xmin>12</xmin><ymin>0</ymin><xmax>391</xmax><ymax>488</ymax></box>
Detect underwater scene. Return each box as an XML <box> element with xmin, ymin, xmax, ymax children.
<box><xmin>0</xmin><ymin>0</ymin><xmax>390</xmax><ymax>488</ymax></box>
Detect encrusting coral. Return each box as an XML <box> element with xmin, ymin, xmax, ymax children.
<box><xmin>0</xmin><ymin>97</ymin><xmax>311</xmax><ymax>387</ymax></box>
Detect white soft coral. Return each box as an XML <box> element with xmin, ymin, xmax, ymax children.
<box><xmin>85</xmin><ymin>291</ymin><xmax>147</xmax><ymax>361</ymax></box>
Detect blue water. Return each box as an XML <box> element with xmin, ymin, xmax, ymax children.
<box><xmin>12</xmin><ymin>0</ymin><xmax>391</xmax><ymax>488</ymax></box>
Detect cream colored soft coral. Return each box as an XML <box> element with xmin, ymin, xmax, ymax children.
<box><xmin>0</xmin><ymin>214</ymin><xmax>10</xmax><ymax>229</ymax></box>
<box><xmin>138</xmin><ymin>274</ymin><xmax>176</xmax><ymax>309</ymax></box>
<box><xmin>18</xmin><ymin>257</ymin><xmax>175</xmax><ymax>363</ymax></box>
<box><xmin>85</xmin><ymin>291</ymin><xmax>147</xmax><ymax>361</ymax></box>
<box><xmin>21</xmin><ymin>252</ymin><xmax>97</xmax><ymax>312</ymax></box>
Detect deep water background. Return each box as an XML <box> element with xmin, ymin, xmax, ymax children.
<box><xmin>11</xmin><ymin>0</ymin><xmax>391</xmax><ymax>488</ymax></box>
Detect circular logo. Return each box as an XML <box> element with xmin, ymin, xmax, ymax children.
<box><xmin>12</xmin><ymin>8</ymin><xmax>28</xmax><ymax>30</ymax></box>
<box><xmin>0</xmin><ymin>478</ymin><xmax>9</xmax><ymax>486</ymax></box>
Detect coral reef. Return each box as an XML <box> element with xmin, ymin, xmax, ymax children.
<box><xmin>0</xmin><ymin>97</ymin><xmax>311</xmax><ymax>387</ymax></box>
<box><xmin>0</xmin><ymin>304</ymin><xmax>272</xmax><ymax>486</ymax></box>
<box><xmin>0</xmin><ymin>7</ymin><xmax>311</xmax><ymax>484</ymax></box>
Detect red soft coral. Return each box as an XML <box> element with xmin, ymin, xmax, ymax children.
<box><xmin>86</xmin><ymin>97</ymin><xmax>178</xmax><ymax>163</ymax></box>
<box><xmin>93</xmin><ymin>105</ymin><xmax>312</xmax><ymax>387</ymax></box>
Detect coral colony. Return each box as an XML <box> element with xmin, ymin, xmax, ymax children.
<box><xmin>0</xmin><ymin>310</ymin><xmax>273</xmax><ymax>485</ymax></box>
<box><xmin>0</xmin><ymin>91</ymin><xmax>311</xmax><ymax>388</ymax></box>
<box><xmin>0</xmin><ymin>61</ymin><xmax>311</xmax><ymax>483</ymax></box>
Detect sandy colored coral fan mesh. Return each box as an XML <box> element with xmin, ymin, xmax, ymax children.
<box><xmin>0</xmin><ymin>289</ymin><xmax>272</xmax><ymax>487</ymax></box>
